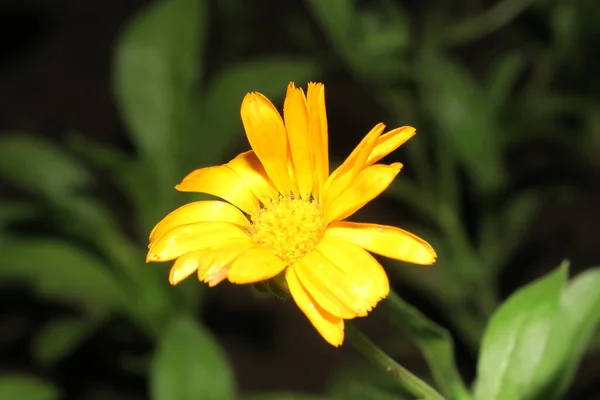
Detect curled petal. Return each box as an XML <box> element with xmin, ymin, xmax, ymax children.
<box><xmin>325</xmin><ymin>163</ymin><xmax>403</xmax><ymax>223</ymax></box>
<box><xmin>286</xmin><ymin>267</ymin><xmax>344</xmax><ymax>347</ymax></box>
<box><xmin>326</xmin><ymin>222</ymin><xmax>437</xmax><ymax>265</ymax></box>
<box><xmin>366</xmin><ymin>126</ymin><xmax>416</xmax><ymax>167</ymax></box>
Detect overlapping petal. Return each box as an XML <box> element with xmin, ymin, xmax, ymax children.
<box><xmin>306</xmin><ymin>82</ymin><xmax>329</xmax><ymax>197</ymax></box>
<box><xmin>241</xmin><ymin>92</ymin><xmax>293</xmax><ymax>195</ymax></box>
<box><xmin>147</xmin><ymin>221</ymin><xmax>247</xmax><ymax>262</ymax></box>
<box><xmin>169</xmin><ymin>238</ymin><xmax>254</xmax><ymax>286</ymax></box>
<box><xmin>324</xmin><ymin>123</ymin><xmax>385</xmax><ymax>204</ymax></box>
<box><xmin>316</xmin><ymin>235</ymin><xmax>390</xmax><ymax>306</ymax></box>
<box><xmin>227</xmin><ymin>150</ymin><xmax>279</xmax><ymax>202</ymax></box>
<box><xmin>284</xmin><ymin>83</ymin><xmax>313</xmax><ymax>198</ymax></box>
<box><xmin>149</xmin><ymin>200</ymin><xmax>248</xmax><ymax>242</ymax></box>
<box><xmin>227</xmin><ymin>245</ymin><xmax>287</xmax><ymax>284</ymax></box>
<box><xmin>293</xmin><ymin>245</ymin><xmax>388</xmax><ymax>318</ymax></box>
<box><xmin>286</xmin><ymin>267</ymin><xmax>344</xmax><ymax>347</ymax></box>
<box><xmin>326</xmin><ymin>222</ymin><xmax>437</xmax><ymax>265</ymax></box>
<box><xmin>176</xmin><ymin>151</ymin><xmax>276</xmax><ymax>214</ymax></box>
<box><xmin>325</xmin><ymin>162</ymin><xmax>403</xmax><ymax>223</ymax></box>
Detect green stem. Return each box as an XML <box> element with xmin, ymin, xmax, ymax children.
<box><xmin>346</xmin><ymin>322</ymin><xmax>446</xmax><ymax>400</ymax></box>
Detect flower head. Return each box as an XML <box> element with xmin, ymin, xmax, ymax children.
<box><xmin>147</xmin><ymin>82</ymin><xmax>436</xmax><ymax>346</ymax></box>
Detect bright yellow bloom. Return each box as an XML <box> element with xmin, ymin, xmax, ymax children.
<box><xmin>147</xmin><ymin>82</ymin><xmax>436</xmax><ymax>346</ymax></box>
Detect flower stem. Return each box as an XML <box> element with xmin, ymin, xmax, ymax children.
<box><xmin>345</xmin><ymin>321</ymin><xmax>446</xmax><ymax>400</ymax></box>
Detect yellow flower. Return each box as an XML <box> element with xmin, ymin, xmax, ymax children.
<box><xmin>147</xmin><ymin>82</ymin><xmax>436</xmax><ymax>346</ymax></box>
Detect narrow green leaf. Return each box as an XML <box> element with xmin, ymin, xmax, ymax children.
<box><xmin>150</xmin><ymin>315</ymin><xmax>235</xmax><ymax>400</ymax></box>
<box><xmin>487</xmin><ymin>51</ymin><xmax>526</xmax><ymax>110</ymax></box>
<box><xmin>114</xmin><ymin>0</ymin><xmax>205</xmax><ymax>179</ymax></box>
<box><xmin>382</xmin><ymin>292</ymin><xmax>471</xmax><ymax>400</ymax></box>
<box><xmin>0</xmin><ymin>239</ymin><xmax>128</xmax><ymax>312</ymax></box>
<box><xmin>0</xmin><ymin>376</ymin><xmax>60</xmax><ymax>400</ymax></box>
<box><xmin>197</xmin><ymin>57</ymin><xmax>318</xmax><ymax>166</ymax></box>
<box><xmin>32</xmin><ymin>317</ymin><xmax>100</xmax><ymax>367</ymax></box>
<box><xmin>533</xmin><ymin>267</ymin><xmax>600</xmax><ymax>399</ymax></box>
<box><xmin>0</xmin><ymin>135</ymin><xmax>90</xmax><ymax>202</ymax></box>
<box><xmin>419</xmin><ymin>57</ymin><xmax>505</xmax><ymax>193</ymax></box>
<box><xmin>474</xmin><ymin>263</ymin><xmax>569</xmax><ymax>400</ymax></box>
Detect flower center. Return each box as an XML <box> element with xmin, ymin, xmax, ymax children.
<box><xmin>247</xmin><ymin>196</ymin><xmax>325</xmax><ymax>264</ymax></box>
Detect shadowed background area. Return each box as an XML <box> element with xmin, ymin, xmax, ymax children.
<box><xmin>1</xmin><ymin>0</ymin><xmax>599</xmax><ymax>399</ymax></box>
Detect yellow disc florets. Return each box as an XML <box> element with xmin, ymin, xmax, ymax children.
<box><xmin>247</xmin><ymin>195</ymin><xmax>325</xmax><ymax>264</ymax></box>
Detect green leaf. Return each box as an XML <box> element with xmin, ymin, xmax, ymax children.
<box><xmin>474</xmin><ymin>263</ymin><xmax>569</xmax><ymax>400</ymax></box>
<box><xmin>197</xmin><ymin>57</ymin><xmax>318</xmax><ymax>166</ymax></box>
<box><xmin>532</xmin><ymin>267</ymin><xmax>600</xmax><ymax>399</ymax></box>
<box><xmin>0</xmin><ymin>376</ymin><xmax>60</xmax><ymax>400</ymax></box>
<box><xmin>114</xmin><ymin>0</ymin><xmax>205</xmax><ymax>180</ymax></box>
<box><xmin>0</xmin><ymin>239</ymin><xmax>128</xmax><ymax>312</ymax></box>
<box><xmin>0</xmin><ymin>135</ymin><xmax>90</xmax><ymax>202</ymax></box>
<box><xmin>150</xmin><ymin>315</ymin><xmax>235</xmax><ymax>400</ymax></box>
<box><xmin>419</xmin><ymin>56</ymin><xmax>506</xmax><ymax>193</ymax></box>
<box><xmin>66</xmin><ymin>133</ymin><xmax>162</xmax><ymax>235</ymax></box>
<box><xmin>382</xmin><ymin>292</ymin><xmax>471</xmax><ymax>400</ymax></box>
<box><xmin>486</xmin><ymin>51</ymin><xmax>526</xmax><ymax>110</ymax></box>
<box><xmin>32</xmin><ymin>317</ymin><xmax>100</xmax><ymax>367</ymax></box>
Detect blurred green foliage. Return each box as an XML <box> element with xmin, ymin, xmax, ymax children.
<box><xmin>1</xmin><ymin>0</ymin><xmax>599</xmax><ymax>399</ymax></box>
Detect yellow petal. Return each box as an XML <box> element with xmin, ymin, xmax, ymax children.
<box><xmin>294</xmin><ymin>250</ymin><xmax>372</xmax><ymax>319</ymax></box>
<box><xmin>227</xmin><ymin>150</ymin><xmax>279</xmax><ymax>203</ymax></box>
<box><xmin>241</xmin><ymin>92</ymin><xmax>292</xmax><ymax>195</ymax></box>
<box><xmin>324</xmin><ymin>123</ymin><xmax>385</xmax><ymax>205</ymax></box>
<box><xmin>175</xmin><ymin>165</ymin><xmax>258</xmax><ymax>215</ymax></box>
<box><xmin>366</xmin><ymin>126</ymin><xmax>416</xmax><ymax>167</ymax></box>
<box><xmin>286</xmin><ymin>267</ymin><xmax>344</xmax><ymax>347</ymax></box>
<box><xmin>316</xmin><ymin>235</ymin><xmax>390</xmax><ymax>310</ymax></box>
<box><xmin>169</xmin><ymin>251</ymin><xmax>204</xmax><ymax>285</ymax></box>
<box><xmin>147</xmin><ymin>222</ymin><xmax>247</xmax><ymax>262</ymax></box>
<box><xmin>149</xmin><ymin>201</ymin><xmax>248</xmax><ymax>242</ymax></box>
<box><xmin>284</xmin><ymin>83</ymin><xmax>313</xmax><ymax>198</ymax></box>
<box><xmin>197</xmin><ymin>238</ymin><xmax>255</xmax><ymax>286</ymax></box>
<box><xmin>227</xmin><ymin>246</ymin><xmax>287</xmax><ymax>284</ymax></box>
<box><xmin>326</xmin><ymin>222</ymin><xmax>437</xmax><ymax>265</ymax></box>
<box><xmin>307</xmin><ymin>82</ymin><xmax>329</xmax><ymax>198</ymax></box>
<box><xmin>325</xmin><ymin>162</ymin><xmax>403</xmax><ymax>223</ymax></box>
